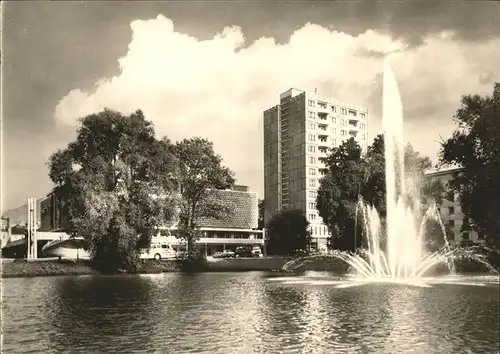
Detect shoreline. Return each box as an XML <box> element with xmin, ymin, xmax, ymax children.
<box><xmin>2</xmin><ymin>256</ymin><xmax>497</xmax><ymax>279</ymax></box>
<box><xmin>1</xmin><ymin>256</ymin><xmax>349</xmax><ymax>278</ymax></box>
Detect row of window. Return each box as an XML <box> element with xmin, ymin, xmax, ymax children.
<box><xmin>311</xmin><ymin>225</ymin><xmax>328</xmax><ymax>236</ymax></box>
<box><xmin>308</xmin><ymin>121</ymin><xmax>367</xmax><ymax>134</ymax></box>
<box><xmin>308</xmin><ymin>112</ymin><xmax>367</xmax><ymax>124</ymax></box>
<box><xmin>307</xmin><ymin>100</ymin><xmax>366</xmax><ymax>119</ymax></box>
<box><xmin>308</xmin><ymin>131</ymin><xmax>354</xmax><ymax>142</ymax></box>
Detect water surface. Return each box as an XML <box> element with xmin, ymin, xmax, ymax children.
<box><xmin>2</xmin><ymin>272</ymin><xmax>499</xmax><ymax>353</ymax></box>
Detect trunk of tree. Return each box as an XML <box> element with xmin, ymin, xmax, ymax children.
<box><xmin>187</xmin><ymin>235</ymin><xmax>195</xmax><ymax>255</ymax></box>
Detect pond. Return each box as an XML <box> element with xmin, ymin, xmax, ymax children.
<box><xmin>2</xmin><ymin>272</ymin><xmax>499</xmax><ymax>353</ymax></box>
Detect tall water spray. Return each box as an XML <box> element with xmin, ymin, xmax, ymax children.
<box><xmin>383</xmin><ymin>55</ymin><xmax>422</xmax><ymax>278</ymax></box>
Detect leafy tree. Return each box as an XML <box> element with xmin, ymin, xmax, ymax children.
<box><xmin>266</xmin><ymin>209</ymin><xmax>311</xmax><ymax>255</ymax></box>
<box><xmin>440</xmin><ymin>83</ymin><xmax>500</xmax><ymax>249</ymax></box>
<box><xmin>173</xmin><ymin>137</ymin><xmax>235</xmax><ymax>256</ymax></box>
<box><xmin>258</xmin><ymin>199</ymin><xmax>265</xmax><ymax>230</ymax></box>
<box><xmin>316</xmin><ymin>138</ymin><xmax>366</xmax><ymax>251</ymax></box>
<box><xmin>404</xmin><ymin>143</ymin><xmax>433</xmax><ymax>176</ymax></box>
<box><xmin>423</xmin><ymin>218</ymin><xmax>454</xmax><ymax>252</ymax></box>
<box><xmin>47</xmin><ymin>109</ymin><xmax>179</xmax><ymax>272</ymax></box>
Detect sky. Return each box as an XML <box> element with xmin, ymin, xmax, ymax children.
<box><xmin>2</xmin><ymin>1</ymin><xmax>500</xmax><ymax>211</ymax></box>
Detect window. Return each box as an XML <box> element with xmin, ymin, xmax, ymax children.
<box><xmin>340</xmin><ymin>119</ymin><xmax>344</xmax><ymax>126</ymax></box>
<box><xmin>340</xmin><ymin>108</ymin><xmax>347</xmax><ymax>115</ymax></box>
<box><xmin>309</xmin><ymin>214</ymin><xmax>316</xmax><ymax>221</ymax></box>
<box><xmin>331</xmin><ymin>139</ymin><xmax>337</xmax><ymax>146</ymax></box>
<box><xmin>308</xmin><ymin>202</ymin><xmax>315</xmax><ymax>209</ymax></box>
<box><xmin>341</xmin><ymin>130</ymin><xmax>347</xmax><ymax>136</ymax></box>
<box><xmin>448</xmin><ymin>206</ymin><xmax>455</xmax><ymax>215</ymax></box>
<box><xmin>478</xmin><ymin>232</ymin><xmax>485</xmax><ymax>240</ymax></box>
<box><xmin>308</xmin><ymin>145</ymin><xmax>316</xmax><ymax>153</ymax></box>
<box><xmin>309</xmin><ymin>191</ymin><xmax>316</xmax><ymax>198</ymax></box>
<box><xmin>309</xmin><ymin>168</ymin><xmax>316</xmax><ymax>175</ymax></box>
<box><xmin>331</xmin><ymin>105</ymin><xmax>337</xmax><ymax>113</ymax></box>
<box><xmin>332</xmin><ymin>117</ymin><xmax>336</xmax><ymax>124</ymax></box>
<box><xmin>308</xmin><ymin>134</ymin><xmax>316</xmax><ymax>142</ymax></box>
<box><xmin>308</xmin><ymin>111</ymin><xmax>315</xmax><ymax>118</ymax></box>
<box><xmin>360</xmin><ymin>113</ymin><xmax>365</xmax><ymax>120</ymax></box>
<box><xmin>308</xmin><ymin>156</ymin><xmax>316</xmax><ymax>164</ymax></box>
<box><xmin>331</xmin><ymin>128</ymin><xmax>337</xmax><ymax>135</ymax></box>
<box><xmin>308</xmin><ymin>122</ymin><xmax>316</xmax><ymax>130</ymax></box>
<box><xmin>448</xmin><ymin>220</ymin><xmax>455</xmax><ymax>227</ymax></box>
<box><xmin>308</xmin><ymin>100</ymin><xmax>315</xmax><ymax>107</ymax></box>
<box><xmin>309</xmin><ymin>179</ymin><xmax>316</xmax><ymax>187</ymax></box>
<box><xmin>462</xmin><ymin>232</ymin><xmax>470</xmax><ymax>240</ymax></box>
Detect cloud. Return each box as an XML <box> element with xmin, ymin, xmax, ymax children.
<box><xmin>54</xmin><ymin>14</ymin><xmax>500</xmax><ymax>195</ymax></box>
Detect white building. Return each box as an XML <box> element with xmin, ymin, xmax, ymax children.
<box><xmin>263</xmin><ymin>88</ymin><xmax>369</xmax><ymax>250</ymax></box>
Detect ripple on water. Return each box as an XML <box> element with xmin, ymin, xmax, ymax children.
<box><xmin>2</xmin><ymin>272</ymin><xmax>499</xmax><ymax>353</ymax></box>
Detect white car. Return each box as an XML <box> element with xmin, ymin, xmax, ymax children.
<box><xmin>140</xmin><ymin>242</ymin><xmax>176</xmax><ymax>260</ymax></box>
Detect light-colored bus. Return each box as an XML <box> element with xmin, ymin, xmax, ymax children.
<box><xmin>140</xmin><ymin>240</ymin><xmax>176</xmax><ymax>260</ymax></box>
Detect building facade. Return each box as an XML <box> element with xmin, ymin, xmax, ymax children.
<box><xmin>263</xmin><ymin>88</ymin><xmax>368</xmax><ymax>250</ymax></box>
<box><xmin>424</xmin><ymin>167</ymin><xmax>483</xmax><ymax>245</ymax></box>
<box><xmin>39</xmin><ymin>185</ymin><xmax>264</xmax><ymax>255</ymax></box>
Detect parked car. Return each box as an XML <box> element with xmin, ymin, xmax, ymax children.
<box><xmin>460</xmin><ymin>240</ymin><xmax>475</xmax><ymax>248</ymax></box>
<box><xmin>235</xmin><ymin>246</ymin><xmax>263</xmax><ymax>257</ymax></box>
<box><xmin>213</xmin><ymin>250</ymin><xmax>235</xmax><ymax>258</ymax></box>
<box><xmin>235</xmin><ymin>246</ymin><xmax>253</xmax><ymax>257</ymax></box>
<box><xmin>251</xmin><ymin>246</ymin><xmax>263</xmax><ymax>257</ymax></box>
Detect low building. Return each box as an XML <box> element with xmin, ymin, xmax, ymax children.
<box><xmin>39</xmin><ymin>185</ymin><xmax>264</xmax><ymax>256</ymax></box>
<box><xmin>424</xmin><ymin>167</ymin><xmax>484</xmax><ymax>245</ymax></box>
<box><xmin>1</xmin><ymin>197</ymin><xmax>56</xmax><ymax>257</ymax></box>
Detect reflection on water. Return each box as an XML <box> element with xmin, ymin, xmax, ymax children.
<box><xmin>2</xmin><ymin>272</ymin><xmax>499</xmax><ymax>353</ymax></box>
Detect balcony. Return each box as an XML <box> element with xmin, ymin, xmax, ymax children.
<box><xmin>348</xmin><ymin>119</ymin><xmax>358</xmax><ymax>128</ymax></box>
<box><xmin>318</xmin><ymin>122</ymin><xmax>328</xmax><ymax>129</ymax></box>
<box><xmin>317</xmin><ymin>112</ymin><xmax>328</xmax><ymax>120</ymax></box>
<box><xmin>317</xmin><ymin>101</ymin><xmax>328</xmax><ymax>112</ymax></box>
<box><xmin>317</xmin><ymin>147</ymin><xmax>329</xmax><ymax>156</ymax></box>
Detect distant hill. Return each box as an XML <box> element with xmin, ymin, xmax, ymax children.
<box><xmin>2</xmin><ymin>198</ymin><xmax>45</xmax><ymax>225</ymax></box>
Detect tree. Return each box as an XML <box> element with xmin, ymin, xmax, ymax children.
<box><xmin>440</xmin><ymin>83</ymin><xmax>500</xmax><ymax>249</ymax></box>
<box><xmin>423</xmin><ymin>218</ymin><xmax>454</xmax><ymax>252</ymax></box>
<box><xmin>266</xmin><ymin>209</ymin><xmax>311</xmax><ymax>256</ymax></box>
<box><xmin>316</xmin><ymin>138</ymin><xmax>366</xmax><ymax>251</ymax></box>
<box><xmin>258</xmin><ymin>199</ymin><xmax>265</xmax><ymax>230</ymax></box>
<box><xmin>47</xmin><ymin>109</ymin><xmax>179</xmax><ymax>272</ymax></box>
<box><xmin>173</xmin><ymin>137</ymin><xmax>235</xmax><ymax>256</ymax></box>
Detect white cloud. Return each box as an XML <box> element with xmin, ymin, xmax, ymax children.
<box><xmin>54</xmin><ymin>14</ymin><xmax>500</xmax><ymax>197</ymax></box>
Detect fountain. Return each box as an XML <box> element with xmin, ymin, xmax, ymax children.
<box><xmin>281</xmin><ymin>55</ymin><xmax>498</xmax><ymax>282</ymax></box>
